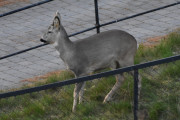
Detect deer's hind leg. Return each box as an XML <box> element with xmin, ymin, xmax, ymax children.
<box><xmin>103</xmin><ymin>61</ymin><xmax>125</xmax><ymax>103</ymax></box>
<box><xmin>129</xmin><ymin>71</ymin><xmax>142</xmax><ymax>98</ymax></box>
<box><xmin>119</xmin><ymin>54</ymin><xmax>142</xmax><ymax>98</ymax></box>
<box><xmin>103</xmin><ymin>73</ymin><xmax>125</xmax><ymax>103</ymax></box>
<box><xmin>103</xmin><ymin>56</ymin><xmax>136</xmax><ymax>103</ymax></box>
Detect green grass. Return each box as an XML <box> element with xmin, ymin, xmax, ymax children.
<box><xmin>135</xmin><ymin>32</ymin><xmax>180</xmax><ymax>64</ymax></box>
<box><xmin>0</xmin><ymin>31</ymin><xmax>180</xmax><ymax>120</ymax></box>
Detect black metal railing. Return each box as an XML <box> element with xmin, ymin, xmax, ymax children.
<box><xmin>0</xmin><ymin>0</ymin><xmax>180</xmax><ymax>120</ymax></box>
<box><xmin>1</xmin><ymin>54</ymin><xmax>179</xmax><ymax>98</ymax></box>
<box><xmin>94</xmin><ymin>0</ymin><xmax>100</xmax><ymax>33</ymax></box>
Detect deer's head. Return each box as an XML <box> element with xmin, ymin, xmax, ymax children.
<box><xmin>40</xmin><ymin>11</ymin><xmax>61</xmax><ymax>44</ymax></box>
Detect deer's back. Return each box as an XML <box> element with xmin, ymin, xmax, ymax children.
<box><xmin>74</xmin><ymin>29</ymin><xmax>137</xmax><ymax>56</ymax></box>
<box><xmin>68</xmin><ymin>30</ymin><xmax>137</xmax><ymax>72</ymax></box>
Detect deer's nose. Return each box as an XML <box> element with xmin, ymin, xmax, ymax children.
<box><xmin>40</xmin><ymin>38</ymin><xmax>47</xmax><ymax>43</ymax></box>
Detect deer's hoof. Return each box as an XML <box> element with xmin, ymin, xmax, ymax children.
<box><xmin>72</xmin><ymin>107</ymin><xmax>76</xmax><ymax>113</ymax></box>
<box><xmin>103</xmin><ymin>97</ymin><xmax>112</xmax><ymax>103</ymax></box>
<box><xmin>79</xmin><ymin>100</ymin><xmax>84</xmax><ymax>104</ymax></box>
<box><xmin>72</xmin><ymin>109</ymin><xmax>75</xmax><ymax>113</ymax></box>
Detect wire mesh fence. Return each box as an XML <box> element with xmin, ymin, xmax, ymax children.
<box><xmin>138</xmin><ymin>61</ymin><xmax>180</xmax><ymax>120</ymax></box>
<box><xmin>0</xmin><ymin>0</ymin><xmax>180</xmax><ymax>119</ymax></box>
<box><xmin>0</xmin><ymin>59</ymin><xmax>180</xmax><ymax>119</ymax></box>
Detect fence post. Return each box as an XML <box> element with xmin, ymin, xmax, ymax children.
<box><xmin>134</xmin><ymin>69</ymin><xmax>139</xmax><ymax>120</ymax></box>
<box><xmin>94</xmin><ymin>0</ymin><xmax>100</xmax><ymax>33</ymax></box>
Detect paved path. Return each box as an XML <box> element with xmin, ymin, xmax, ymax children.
<box><xmin>0</xmin><ymin>0</ymin><xmax>180</xmax><ymax>90</ymax></box>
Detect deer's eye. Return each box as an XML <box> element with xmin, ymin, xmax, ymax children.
<box><xmin>48</xmin><ymin>31</ymin><xmax>52</xmax><ymax>33</ymax></box>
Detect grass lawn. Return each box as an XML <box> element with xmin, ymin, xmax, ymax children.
<box><xmin>0</xmin><ymin>30</ymin><xmax>180</xmax><ymax>120</ymax></box>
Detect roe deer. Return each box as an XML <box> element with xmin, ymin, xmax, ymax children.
<box><xmin>40</xmin><ymin>11</ymin><xmax>141</xmax><ymax>112</ymax></box>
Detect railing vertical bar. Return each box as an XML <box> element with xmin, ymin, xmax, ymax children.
<box><xmin>134</xmin><ymin>69</ymin><xmax>139</xmax><ymax>120</ymax></box>
<box><xmin>94</xmin><ymin>0</ymin><xmax>100</xmax><ymax>33</ymax></box>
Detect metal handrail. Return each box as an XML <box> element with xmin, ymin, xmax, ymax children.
<box><xmin>1</xmin><ymin>54</ymin><xmax>179</xmax><ymax>99</ymax></box>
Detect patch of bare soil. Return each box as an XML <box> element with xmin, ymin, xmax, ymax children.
<box><xmin>143</xmin><ymin>35</ymin><xmax>167</xmax><ymax>48</ymax></box>
<box><xmin>21</xmin><ymin>70</ymin><xmax>62</xmax><ymax>83</ymax></box>
<box><xmin>0</xmin><ymin>0</ymin><xmax>29</xmax><ymax>7</ymax></box>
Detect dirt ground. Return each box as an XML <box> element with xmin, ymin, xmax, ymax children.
<box><xmin>21</xmin><ymin>70</ymin><xmax>62</xmax><ymax>83</ymax></box>
<box><xmin>0</xmin><ymin>0</ymin><xmax>29</xmax><ymax>7</ymax></box>
<box><xmin>143</xmin><ymin>35</ymin><xmax>167</xmax><ymax>48</ymax></box>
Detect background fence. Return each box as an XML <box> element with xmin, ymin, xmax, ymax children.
<box><xmin>0</xmin><ymin>0</ymin><xmax>180</xmax><ymax>119</ymax></box>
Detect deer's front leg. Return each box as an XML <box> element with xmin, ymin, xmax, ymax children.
<box><xmin>79</xmin><ymin>82</ymin><xmax>86</xmax><ymax>104</ymax></box>
<box><xmin>72</xmin><ymin>82</ymin><xmax>84</xmax><ymax>112</ymax></box>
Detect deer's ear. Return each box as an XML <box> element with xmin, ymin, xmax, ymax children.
<box><xmin>53</xmin><ymin>11</ymin><xmax>61</xmax><ymax>29</ymax></box>
<box><xmin>55</xmin><ymin>11</ymin><xmax>61</xmax><ymax>19</ymax></box>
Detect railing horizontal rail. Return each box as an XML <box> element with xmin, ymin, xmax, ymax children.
<box><xmin>0</xmin><ymin>0</ymin><xmax>54</xmax><ymax>18</ymax></box>
<box><xmin>0</xmin><ymin>26</ymin><xmax>96</xmax><ymax>60</ymax></box>
<box><xmin>0</xmin><ymin>43</ymin><xmax>49</xmax><ymax>60</ymax></box>
<box><xmin>0</xmin><ymin>1</ymin><xmax>179</xmax><ymax>61</ymax></box>
<box><xmin>100</xmin><ymin>1</ymin><xmax>180</xmax><ymax>27</ymax></box>
<box><xmin>0</xmin><ymin>54</ymin><xmax>179</xmax><ymax>99</ymax></box>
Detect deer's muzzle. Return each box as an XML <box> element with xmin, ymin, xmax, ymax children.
<box><xmin>40</xmin><ymin>39</ymin><xmax>47</xmax><ymax>43</ymax></box>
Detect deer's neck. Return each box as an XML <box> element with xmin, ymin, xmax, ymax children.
<box><xmin>54</xmin><ymin>26</ymin><xmax>74</xmax><ymax>55</ymax></box>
